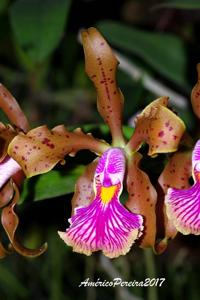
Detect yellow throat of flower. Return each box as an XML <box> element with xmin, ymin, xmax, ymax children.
<box><xmin>100</xmin><ymin>185</ymin><xmax>117</xmax><ymax>204</ymax></box>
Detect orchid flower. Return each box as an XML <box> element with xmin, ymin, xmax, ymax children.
<box><xmin>165</xmin><ymin>140</ymin><xmax>200</xmax><ymax>235</ymax></box>
<box><xmin>7</xmin><ymin>27</ymin><xmax>186</xmax><ymax>258</ymax></box>
<box><xmin>163</xmin><ymin>63</ymin><xmax>200</xmax><ymax>237</ymax></box>
<box><xmin>155</xmin><ymin>64</ymin><xmax>200</xmax><ymax>252</ymax></box>
<box><xmin>0</xmin><ymin>84</ymin><xmax>47</xmax><ymax>258</ymax></box>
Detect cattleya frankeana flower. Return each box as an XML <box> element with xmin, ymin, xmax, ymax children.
<box><xmin>0</xmin><ymin>84</ymin><xmax>47</xmax><ymax>258</ymax></box>
<box><xmin>165</xmin><ymin>140</ymin><xmax>200</xmax><ymax>235</ymax></box>
<box><xmin>0</xmin><ymin>27</ymin><xmax>198</xmax><ymax>259</ymax></box>
<box><xmin>163</xmin><ymin>66</ymin><xmax>200</xmax><ymax>237</ymax></box>
<box><xmin>5</xmin><ymin>27</ymin><xmax>189</xmax><ymax>259</ymax></box>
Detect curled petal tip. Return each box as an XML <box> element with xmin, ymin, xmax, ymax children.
<box><xmin>165</xmin><ymin>185</ymin><xmax>200</xmax><ymax>235</ymax></box>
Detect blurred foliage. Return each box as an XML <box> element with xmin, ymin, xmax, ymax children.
<box><xmin>0</xmin><ymin>0</ymin><xmax>200</xmax><ymax>299</ymax></box>
<box><xmin>97</xmin><ymin>20</ymin><xmax>188</xmax><ymax>88</ymax></box>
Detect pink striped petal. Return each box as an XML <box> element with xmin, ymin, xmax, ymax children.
<box><xmin>165</xmin><ymin>184</ymin><xmax>200</xmax><ymax>235</ymax></box>
<box><xmin>58</xmin><ymin>189</ymin><xmax>143</xmax><ymax>258</ymax></box>
<box><xmin>192</xmin><ymin>140</ymin><xmax>200</xmax><ymax>178</ymax></box>
<box><xmin>0</xmin><ymin>156</ymin><xmax>21</xmax><ymax>189</ymax></box>
<box><xmin>58</xmin><ymin>148</ymin><xmax>143</xmax><ymax>258</ymax></box>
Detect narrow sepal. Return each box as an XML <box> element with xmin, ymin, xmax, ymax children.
<box><xmin>191</xmin><ymin>63</ymin><xmax>200</xmax><ymax>119</ymax></box>
<box><xmin>1</xmin><ymin>182</ymin><xmax>47</xmax><ymax>257</ymax></box>
<box><xmin>126</xmin><ymin>152</ymin><xmax>157</xmax><ymax>248</ymax></box>
<box><xmin>8</xmin><ymin>125</ymin><xmax>109</xmax><ymax>177</ymax></box>
<box><xmin>82</xmin><ymin>28</ymin><xmax>125</xmax><ymax>146</ymax></box>
<box><xmin>0</xmin><ymin>84</ymin><xmax>29</xmax><ymax>132</ymax></box>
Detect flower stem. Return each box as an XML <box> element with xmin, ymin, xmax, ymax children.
<box><xmin>144</xmin><ymin>249</ymin><xmax>158</xmax><ymax>300</ymax></box>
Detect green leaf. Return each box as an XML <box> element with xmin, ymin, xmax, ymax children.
<box><xmin>154</xmin><ymin>0</ymin><xmax>200</xmax><ymax>10</ymax></box>
<box><xmin>97</xmin><ymin>21</ymin><xmax>188</xmax><ymax>88</ymax></box>
<box><xmin>20</xmin><ymin>165</ymin><xmax>85</xmax><ymax>203</ymax></box>
<box><xmin>10</xmin><ymin>0</ymin><xmax>71</xmax><ymax>64</ymax></box>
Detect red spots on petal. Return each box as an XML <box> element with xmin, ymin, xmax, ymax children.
<box><xmin>158</xmin><ymin>131</ymin><xmax>164</xmax><ymax>137</ymax></box>
<box><xmin>42</xmin><ymin>138</ymin><xmax>55</xmax><ymax>149</ymax></box>
<box><xmin>195</xmin><ymin>91</ymin><xmax>200</xmax><ymax>98</ymax></box>
<box><xmin>173</xmin><ymin>135</ymin><xmax>177</xmax><ymax>140</ymax></box>
<box><xmin>14</xmin><ymin>146</ymin><xmax>19</xmax><ymax>149</ymax></box>
<box><xmin>165</xmin><ymin>121</ymin><xmax>170</xmax><ymax>127</ymax></box>
<box><xmin>169</xmin><ymin>126</ymin><xmax>173</xmax><ymax>131</ymax></box>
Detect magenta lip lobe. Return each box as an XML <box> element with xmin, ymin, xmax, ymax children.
<box><xmin>58</xmin><ymin>147</ymin><xmax>143</xmax><ymax>258</ymax></box>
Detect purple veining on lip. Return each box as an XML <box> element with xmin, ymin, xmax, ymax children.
<box><xmin>58</xmin><ymin>148</ymin><xmax>143</xmax><ymax>258</ymax></box>
<box><xmin>165</xmin><ymin>140</ymin><xmax>200</xmax><ymax>235</ymax></box>
<box><xmin>95</xmin><ymin>147</ymin><xmax>125</xmax><ymax>187</ymax></box>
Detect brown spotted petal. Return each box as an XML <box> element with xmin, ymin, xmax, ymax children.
<box><xmin>81</xmin><ymin>28</ymin><xmax>125</xmax><ymax>146</ymax></box>
<box><xmin>0</xmin><ymin>181</ymin><xmax>15</xmax><ymax>258</ymax></box>
<box><xmin>1</xmin><ymin>182</ymin><xmax>47</xmax><ymax>257</ymax></box>
<box><xmin>127</xmin><ymin>97</ymin><xmax>185</xmax><ymax>156</ymax></box>
<box><xmin>0</xmin><ymin>123</ymin><xmax>18</xmax><ymax>162</ymax></box>
<box><xmin>71</xmin><ymin>160</ymin><xmax>97</xmax><ymax>215</ymax></box>
<box><xmin>0</xmin><ymin>180</ymin><xmax>14</xmax><ymax>208</ymax></box>
<box><xmin>8</xmin><ymin>125</ymin><xmax>109</xmax><ymax>177</ymax></box>
<box><xmin>0</xmin><ymin>84</ymin><xmax>29</xmax><ymax>132</ymax></box>
<box><xmin>155</xmin><ymin>151</ymin><xmax>192</xmax><ymax>253</ymax></box>
<box><xmin>125</xmin><ymin>152</ymin><xmax>157</xmax><ymax>248</ymax></box>
<box><xmin>191</xmin><ymin>63</ymin><xmax>200</xmax><ymax>118</ymax></box>
<box><xmin>159</xmin><ymin>151</ymin><xmax>192</xmax><ymax>193</ymax></box>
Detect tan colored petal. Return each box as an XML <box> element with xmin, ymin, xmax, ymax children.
<box><xmin>155</xmin><ymin>151</ymin><xmax>192</xmax><ymax>254</ymax></box>
<box><xmin>126</xmin><ymin>97</ymin><xmax>185</xmax><ymax>156</ymax></box>
<box><xmin>1</xmin><ymin>182</ymin><xmax>47</xmax><ymax>257</ymax></box>
<box><xmin>8</xmin><ymin>125</ymin><xmax>109</xmax><ymax>177</ymax></box>
<box><xmin>0</xmin><ymin>123</ymin><xmax>17</xmax><ymax>162</ymax></box>
<box><xmin>81</xmin><ymin>28</ymin><xmax>125</xmax><ymax>146</ymax></box>
<box><xmin>0</xmin><ymin>180</ymin><xmax>14</xmax><ymax>208</ymax></box>
<box><xmin>71</xmin><ymin>160</ymin><xmax>97</xmax><ymax>215</ymax></box>
<box><xmin>191</xmin><ymin>63</ymin><xmax>200</xmax><ymax>118</ymax></box>
<box><xmin>0</xmin><ymin>84</ymin><xmax>29</xmax><ymax>132</ymax></box>
<box><xmin>159</xmin><ymin>151</ymin><xmax>192</xmax><ymax>193</ymax></box>
<box><xmin>125</xmin><ymin>152</ymin><xmax>157</xmax><ymax>248</ymax></box>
